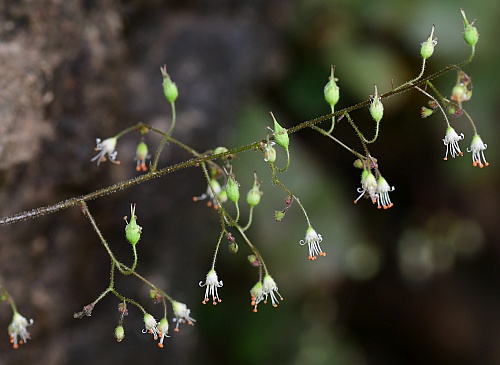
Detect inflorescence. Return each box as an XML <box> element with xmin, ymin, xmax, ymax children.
<box><xmin>0</xmin><ymin>9</ymin><xmax>488</xmax><ymax>350</ymax></box>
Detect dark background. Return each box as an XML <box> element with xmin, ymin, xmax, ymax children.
<box><xmin>0</xmin><ymin>1</ymin><xmax>499</xmax><ymax>364</ymax></box>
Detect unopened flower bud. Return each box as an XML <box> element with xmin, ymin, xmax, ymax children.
<box><xmin>115</xmin><ymin>325</ymin><xmax>125</xmax><ymax>342</ymax></box>
<box><xmin>228</xmin><ymin>241</ymin><xmax>238</xmax><ymax>254</ymax></box>
<box><xmin>369</xmin><ymin>85</ymin><xmax>383</xmax><ymax>123</ymax></box>
<box><xmin>461</xmin><ymin>9</ymin><xmax>479</xmax><ymax>47</ymax></box>
<box><xmin>420</xmin><ymin>25</ymin><xmax>437</xmax><ymax>59</ymax></box>
<box><xmin>247</xmin><ymin>254</ymin><xmax>260</xmax><ymax>267</ymax></box>
<box><xmin>125</xmin><ymin>204</ymin><xmax>142</xmax><ymax>246</ymax></box>
<box><xmin>246</xmin><ymin>174</ymin><xmax>262</xmax><ymax>207</ymax></box>
<box><xmin>160</xmin><ymin>65</ymin><xmax>178</xmax><ymax>103</ymax></box>
<box><xmin>353</xmin><ymin>159</ymin><xmax>364</xmax><ymax>169</ymax></box>
<box><xmin>420</xmin><ymin>106</ymin><xmax>434</xmax><ymax>118</ymax></box>
<box><xmin>271</xmin><ymin>113</ymin><xmax>289</xmax><ymax>150</ymax></box>
<box><xmin>226</xmin><ymin>176</ymin><xmax>240</xmax><ymax>203</ymax></box>
<box><xmin>324</xmin><ymin>65</ymin><xmax>340</xmax><ymax>107</ymax></box>
<box><xmin>274</xmin><ymin>210</ymin><xmax>285</xmax><ymax>222</ymax></box>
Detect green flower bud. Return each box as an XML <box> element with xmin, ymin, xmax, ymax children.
<box><xmin>324</xmin><ymin>65</ymin><xmax>340</xmax><ymax>107</ymax></box>
<box><xmin>247</xmin><ymin>254</ymin><xmax>260</xmax><ymax>267</ymax></box>
<box><xmin>228</xmin><ymin>241</ymin><xmax>238</xmax><ymax>254</ymax></box>
<box><xmin>160</xmin><ymin>65</ymin><xmax>178</xmax><ymax>103</ymax></box>
<box><xmin>125</xmin><ymin>204</ymin><xmax>142</xmax><ymax>246</ymax></box>
<box><xmin>420</xmin><ymin>106</ymin><xmax>434</xmax><ymax>118</ymax></box>
<box><xmin>246</xmin><ymin>174</ymin><xmax>262</xmax><ymax>207</ymax></box>
<box><xmin>369</xmin><ymin>85</ymin><xmax>384</xmax><ymax>123</ymax></box>
<box><xmin>213</xmin><ymin>146</ymin><xmax>228</xmax><ymax>155</ymax></box>
<box><xmin>274</xmin><ymin>210</ymin><xmax>285</xmax><ymax>222</ymax></box>
<box><xmin>247</xmin><ymin>186</ymin><xmax>261</xmax><ymax>207</ymax></box>
<box><xmin>271</xmin><ymin>112</ymin><xmax>289</xmax><ymax>149</ymax></box>
<box><xmin>115</xmin><ymin>325</ymin><xmax>125</xmax><ymax>342</ymax></box>
<box><xmin>353</xmin><ymin>159</ymin><xmax>364</xmax><ymax>169</ymax></box>
<box><xmin>420</xmin><ymin>25</ymin><xmax>437</xmax><ymax>59</ymax></box>
<box><xmin>226</xmin><ymin>176</ymin><xmax>240</xmax><ymax>203</ymax></box>
<box><xmin>461</xmin><ymin>9</ymin><xmax>479</xmax><ymax>47</ymax></box>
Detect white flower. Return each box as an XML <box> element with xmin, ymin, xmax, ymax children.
<box><xmin>91</xmin><ymin>137</ymin><xmax>119</xmax><ymax>166</ymax></box>
<box><xmin>300</xmin><ymin>226</ymin><xmax>326</xmax><ymax>261</ymax></box>
<box><xmin>467</xmin><ymin>134</ymin><xmax>489</xmax><ymax>168</ymax></box>
<box><xmin>193</xmin><ymin>179</ymin><xmax>227</xmax><ymax>209</ymax></box>
<box><xmin>442</xmin><ymin>126</ymin><xmax>464</xmax><ymax>160</ymax></box>
<box><xmin>354</xmin><ymin>169</ymin><xmax>378</xmax><ymax>205</ymax></box>
<box><xmin>262</xmin><ymin>274</ymin><xmax>283</xmax><ymax>308</ymax></box>
<box><xmin>8</xmin><ymin>312</ymin><xmax>33</xmax><ymax>349</ymax></box>
<box><xmin>142</xmin><ymin>313</ymin><xmax>160</xmax><ymax>342</ymax></box>
<box><xmin>157</xmin><ymin>318</ymin><xmax>170</xmax><ymax>348</ymax></box>
<box><xmin>172</xmin><ymin>301</ymin><xmax>196</xmax><ymax>332</ymax></box>
<box><xmin>376</xmin><ymin>176</ymin><xmax>395</xmax><ymax>209</ymax></box>
<box><xmin>199</xmin><ymin>269</ymin><xmax>223</xmax><ymax>305</ymax></box>
<box><xmin>250</xmin><ymin>281</ymin><xmax>264</xmax><ymax>312</ymax></box>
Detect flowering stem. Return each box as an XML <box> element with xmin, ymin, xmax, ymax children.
<box><xmin>0</xmin><ymin>284</ymin><xmax>18</xmax><ymax>313</ymax></box>
<box><xmin>241</xmin><ymin>206</ymin><xmax>254</xmax><ymax>232</ymax></box>
<box><xmin>415</xmin><ymin>85</ymin><xmax>451</xmax><ymax>127</ymax></box>
<box><xmin>151</xmin><ymin>101</ymin><xmax>177</xmax><ymax>172</ymax></box>
<box><xmin>234</xmin><ymin>223</ymin><xmax>269</xmax><ymax>275</ymax></box>
<box><xmin>326</xmin><ymin>105</ymin><xmax>335</xmax><ymax>134</ymax></box>
<box><xmin>0</xmin><ymin>61</ymin><xmax>469</xmax><ymax>227</ymax></box>
<box><xmin>80</xmin><ymin>201</ymin><xmax>168</xmax><ymax>316</ymax></box>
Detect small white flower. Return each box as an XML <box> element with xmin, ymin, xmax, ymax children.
<box><xmin>250</xmin><ymin>281</ymin><xmax>264</xmax><ymax>312</ymax></box>
<box><xmin>157</xmin><ymin>318</ymin><xmax>170</xmax><ymax>348</ymax></box>
<box><xmin>376</xmin><ymin>176</ymin><xmax>395</xmax><ymax>209</ymax></box>
<box><xmin>8</xmin><ymin>312</ymin><xmax>33</xmax><ymax>349</ymax></box>
<box><xmin>467</xmin><ymin>134</ymin><xmax>489</xmax><ymax>168</ymax></box>
<box><xmin>142</xmin><ymin>313</ymin><xmax>160</xmax><ymax>342</ymax></box>
<box><xmin>199</xmin><ymin>269</ymin><xmax>223</xmax><ymax>305</ymax></box>
<box><xmin>193</xmin><ymin>179</ymin><xmax>227</xmax><ymax>209</ymax></box>
<box><xmin>442</xmin><ymin>126</ymin><xmax>464</xmax><ymax>160</ymax></box>
<box><xmin>172</xmin><ymin>301</ymin><xmax>196</xmax><ymax>332</ymax></box>
<box><xmin>354</xmin><ymin>169</ymin><xmax>378</xmax><ymax>205</ymax></box>
<box><xmin>91</xmin><ymin>137</ymin><xmax>119</xmax><ymax>166</ymax></box>
<box><xmin>262</xmin><ymin>274</ymin><xmax>283</xmax><ymax>308</ymax></box>
<box><xmin>300</xmin><ymin>226</ymin><xmax>326</xmax><ymax>261</ymax></box>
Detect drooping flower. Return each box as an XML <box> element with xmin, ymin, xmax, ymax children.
<box><xmin>376</xmin><ymin>176</ymin><xmax>395</xmax><ymax>209</ymax></box>
<box><xmin>199</xmin><ymin>269</ymin><xmax>223</xmax><ymax>305</ymax></box>
<box><xmin>8</xmin><ymin>312</ymin><xmax>33</xmax><ymax>349</ymax></box>
<box><xmin>442</xmin><ymin>126</ymin><xmax>464</xmax><ymax>160</ymax></box>
<box><xmin>354</xmin><ymin>169</ymin><xmax>378</xmax><ymax>205</ymax></box>
<box><xmin>250</xmin><ymin>281</ymin><xmax>264</xmax><ymax>313</ymax></box>
<box><xmin>300</xmin><ymin>226</ymin><xmax>326</xmax><ymax>261</ymax></box>
<box><xmin>171</xmin><ymin>301</ymin><xmax>196</xmax><ymax>332</ymax></box>
<box><xmin>157</xmin><ymin>318</ymin><xmax>170</xmax><ymax>348</ymax></box>
<box><xmin>467</xmin><ymin>134</ymin><xmax>489</xmax><ymax>168</ymax></box>
<box><xmin>193</xmin><ymin>179</ymin><xmax>227</xmax><ymax>209</ymax></box>
<box><xmin>142</xmin><ymin>313</ymin><xmax>160</xmax><ymax>342</ymax></box>
<box><xmin>134</xmin><ymin>141</ymin><xmax>150</xmax><ymax>172</ymax></box>
<box><xmin>262</xmin><ymin>274</ymin><xmax>283</xmax><ymax>308</ymax></box>
<box><xmin>91</xmin><ymin>137</ymin><xmax>119</xmax><ymax>166</ymax></box>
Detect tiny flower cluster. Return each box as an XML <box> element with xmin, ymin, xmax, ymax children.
<box><xmin>354</xmin><ymin>168</ymin><xmax>395</xmax><ymax>209</ymax></box>
<box><xmin>441</xmin><ymin>128</ymin><xmax>489</xmax><ymax>168</ymax></box>
<box><xmin>250</xmin><ymin>274</ymin><xmax>283</xmax><ymax>312</ymax></box>
<box><xmin>142</xmin><ymin>313</ymin><xmax>169</xmax><ymax>348</ymax></box>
